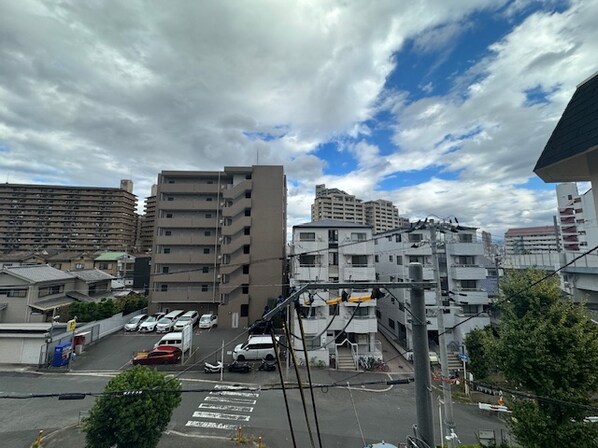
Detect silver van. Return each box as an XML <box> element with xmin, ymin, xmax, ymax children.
<box><xmin>232</xmin><ymin>335</ymin><xmax>279</xmax><ymax>361</ymax></box>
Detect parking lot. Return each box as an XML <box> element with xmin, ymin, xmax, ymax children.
<box><xmin>70</xmin><ymin>325</ymin><xmax>266</xmax><ymax>374</ymax></box>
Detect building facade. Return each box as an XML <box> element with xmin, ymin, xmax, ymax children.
<box><xmin>140</xmin><ymin>184</ymin><xmax>157</xmax><ymax>253</ymax></box>
<box><xmin>311</xmin><ymin>184</ymin><xmax>403</xmax><ymax>234</ymax></box>
<box><xmin>290</xmin><ymin>220</ymin><xmax>379</xmax><ymax>367</ymax></box>
<box><xmin>504</xmin><ymin>225</ymin><xmax>560</xmax><ymax>254</ymax></box>
<box><xmin>149</xmin><ymin>166</ymin><xmax>286</xmax><ymax>329</ymax></box>
<box><xmin>374</xmin><ymin>225</ymin><xmax>490</xmax><ymax>352</ymax></box>
<box><xmin>0</xmin><ymin>180</ymin><xmax>137</xmax><ymax>253</ymax></box>
<box><xmin>556</xmin><ymin>183</ymin><xmax>598</xmax><ymax>253</ymax></box>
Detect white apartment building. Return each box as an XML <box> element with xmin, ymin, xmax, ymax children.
<box><xmin>556</xmin><ymin>183</ymin><xmax>598</xmax><ymax>253</ymax></box>
<box><xmin>504</xmin><ymin>226</ymin><xmax>561</xmax><ymax>254</ymax></box>
<box><xmin>289</xmin><ymin>220</ymin><xmax>379</xmax><ymax>368</ymax></box>
<box><xmin>374</xmin><ymin>226</ymin><xmax>490</xmax><ymax>352</ymax></box>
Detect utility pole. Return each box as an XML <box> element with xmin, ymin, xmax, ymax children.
<box><xmin>410</xmin><ymin>263</ymin><xmax>434</xmax><ymax>447</ymax></box>
<box><xmin>430</xmin><ymin>225</ymin><xmax>457</xmax><ymax>447</ymax></box>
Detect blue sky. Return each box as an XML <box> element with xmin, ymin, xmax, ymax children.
<box><xmin>0</xmin><ymin>0</ymin><xmax>596</xmax><ymax>239</ymax></box>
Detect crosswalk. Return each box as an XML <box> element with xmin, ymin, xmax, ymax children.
<box><xmin>186</xmin><ymin>384</ymin><xmax>260</xmax><ymax>432</ymax></box>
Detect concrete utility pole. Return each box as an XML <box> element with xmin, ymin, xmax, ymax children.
<box><xmin>430</xmin><ymin>225</ymin><xmax>457</xmax><ymax>447</ymax></box>
<box><xmin>409</xmin><ymin>263</ymin><xmax>434</xmax><ymax>447</ymax></box>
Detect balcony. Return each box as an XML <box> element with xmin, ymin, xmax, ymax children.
<box><xmin>222</xmin><ymin>180</ymin><xmax>253</xmax><ymax>200</ymax></box>
<box><xmin>155</xmin><ymin>217</ymin><xmax>218</xmax><ymax>228</ymax></box>
<box><xmin>158</xmin><ymin>199</ymin><xmax>219</xmax><ymax>210</ymax></box>
<box><xmin>342</xmin><ymin>266</ymin><xmax>375</xmax><ymax>280</ymax></box>
<box><xmin>450</xmin><ymin>265</ymin><xmax>486</xmax><ymax>279</ymax></box>
<box><xmin>446</xmin><ymin>241</ymin><xmax>484</xmax><ymax>256</ymax></box>
<box><xmin>451</xmin><ymin>288</ymin><xmax>488</xmax><ymax>304</ymax></box>
<box><xmin>153</xmin><ymin>253</ymin><xmax>214</xmax><ymax>264</ymax></box>
<box><xmin>159</xmin><ymin>183</ymin><xmax>221</xmax><ymax>194</ymax></box>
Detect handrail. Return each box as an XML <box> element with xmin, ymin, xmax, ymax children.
<box><xmin>335</xmin><ymin>338</ymin><xmax>358</xmax><ymax>367</ymax></box>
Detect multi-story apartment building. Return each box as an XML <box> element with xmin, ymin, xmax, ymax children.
<box><xmin>290</xmin><ymin>219</ymin><xmax>379</xmax><ymax>368</ymax></box>
<box><xmin>504</xmin><ymin>225</ymin><xmax>560</xmax><ymax>254</ymax></box>
<box><xmin>311</xmin><ymin>184</ymin><xmax>403</xmax><ymax>234</ymax></box>
<box><xmin>139</xmin><ymin>185</ymin><xmax>157</xmax><ymax>253</ymax></box>
<box><xmin>374</xmin><ymin>225</ymin><xmax>490</xmax><ymax>352</ymax></box>
<box><xmin>0</xmin><ymin>180</ymin><xmax>137</xmax><ymax>253</ymax></box>
<box><xmin>149</xmin><ymin>166</ymin><xmax>286</xmax><ymax>329</ymax></box>
<box><xmin>556</xmin><ymin>183</ymin><xmax>598</xmax><ymax>253</ymax></box>
<box><xmin>364</xmin><ymin>199</ymin><xmax>402</xmax><ymax>233</ymax></box>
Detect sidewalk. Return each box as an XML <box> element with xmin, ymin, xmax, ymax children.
<box><xmin>43</xmin><ymin>425</ymin><xmax>252</xmax><ymax>448</ymax></box>
<box><xmin>378</xmin><ymin>330</ymin><xmax>414</xmax><ymax>374</ymax></box>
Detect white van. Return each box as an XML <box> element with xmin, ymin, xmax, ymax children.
<box><xmin>232</xmin><ymin>335</ymin><xmax>279</xmax><ymax>361</ymax></box>
<box><xmin>173</xmin><ymin>310</ymin><xmax>199</xmax><ymax>331</ymax></box>
<box><xmin>154</xmin><ymin>331</ymin><xmax>191</xmax><ymax>353</ymax></box>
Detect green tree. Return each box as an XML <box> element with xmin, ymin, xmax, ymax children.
<box><xmin>464</xmin><ymin>326</ymin><xmax>496</xmax><ymax>379</ymax></box>
<box><xmin>496</xmin><ymin>269</ymin><xmax>598</xmax><ymax>447</ymax></box>
<box><xmin>83</xmin><ymin>366</ymin><xmax>182</xmax><ymax>448</ymax></box>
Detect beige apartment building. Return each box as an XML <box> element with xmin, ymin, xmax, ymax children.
<box><xmin>139</xmin><ymin>185</ymin><xmax>157</xmax><ymax>253</ymax></box>
<box><xmin>311</xmin><ymin>184</ymin><xmax>403</xmax><ymax>233</ymax></box>
<box><xmin>0</xmin><ymin>180</ymin><xmax>137</xmax><ymax>253</ymax></box>
<box><xmin>149</xmin><ymin>166</ymin><xmax>286</xmax><ymax>329</ymax></box>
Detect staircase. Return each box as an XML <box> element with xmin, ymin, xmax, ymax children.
<box><xmin>336</xmin><ymin>347</ymin><xmax>357</xmax><ymax>370</ymax></box>
<box><xmin>447</xmin><ymin>352</ymin><xmax>463</xmax><ymax>372</ymax></box>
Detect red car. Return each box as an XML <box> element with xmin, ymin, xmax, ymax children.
<box><xmin>131</xmin><ymin>345</ymin><xmax>182</xmax><ymax>366</ymax></box>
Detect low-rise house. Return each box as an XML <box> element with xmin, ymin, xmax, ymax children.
<box><xmin>46</xmin><ymin>251</ymin><xmax>95</xmax><ymax>272</ymax></box>
<box><xmin>0</xmin><ymin>265</ymin><xmax>115</xmax><ymax>323</ymax></box>
<box><xmin>0</xmin><ymin>252</ymin><xmax>46</xmax><ymax>269</ymax></box>
<box><xmin>94</xmin><ymin>252</ymin><xmax>135</xmax><ymax>285</ymax></box>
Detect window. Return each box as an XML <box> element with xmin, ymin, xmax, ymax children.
<box><xmin>299</xmin><ymin>232</ymin><xmax>316</xmax><ymax>241</ymax></box>
<box><xmin>160</xmin><ymin>284</ymin><xmax>168</xmax><ymax>292</ymax></box>
<box><xmin>0</xmin><ymin>288</ymin><xmax>26</xmax><ymax>297</ymax></box>
<box><xmin>165</xmin><ymin>230</ymin><xmax>172</xmax><ymax>236</ymax></box>
<box><xmin>395</xmin><ymin>234</ymin><xmax>401</xmax><ymax>242</ymax></box>
<box><xmin>389</xmin><ymin>255</ymin><xmax>393</xmax><ymax>262</ymax></box>
<box><xmin>459</xmin><ymin>234</ymin><xmax>473</xmax><ymax>243</ymax></box>
<box><xmin>162</xmin><ymin>266</ymin><xmax>169</xmax><ymax>274</ymax></box>
<box><xmin>397</xmin><ymin>256</ymin><xmax>402</xmax><ymax>265</ymax></box>
<box><xmin>167</xmin><ymin>196</ymin><xmax>174</xmax><ymax>201</ymax></box>
<box><xmin>242</xmin><ymin>285</ymin><xmax>249</xmax><ymax>294</ymax></box>
<box><xmin>75</xmin><ymin>263</ymin><xmax>84</xmax><ymax>270</ymax></box>
<box><xmin>351</xmin><ymin>255</ymin><xmax>368</xmax><ymax>266</ymax></box>
<box><xmin>244</xmin><ymin>209</ymin><xmax>251</xmax><ymax>217</ymax></box>
<box><xmin>206</xmin><ymin>213</ymin><xmax>212</xmax><ymax>218</ymax></box>
<box><xmin>351</xmin><ymin>232</ymin><xmax>366</xmax><ymax>241</ymax></box>
<box><xmin>163</xmin><ymin>248</ymin><xmax>171</xmax><ymax>254</ymax></box>
<box><xmin>408</xmin><ymin>234</ymin><xmax>422</xmax><ymax>242</ymax></box>
<box><xmin>201</xmin><ymin>284</ymin><xmax>208</xmax><ymax>292</ymax></box>
<box><xmin>245</xmin><ymin>191</ymin><xmax>251</xmax><ymax>199</ymax></box>
<box><xmin>353</xmin><ymin>307</ymin><xmax>370</xmax><ymax>319</ymax></box>
<box><xmin>374</xmin><ymin>255</ymin><xmax>379</xmax><ymax>262</ymax></box>
<box><xmin>375</xmin><ymin>309</ymin><xmax>381</xmax><ymax>319</ymax></box>
<box><xmin>202</xmin><ymin>267</ymin><xmax>209</xmax><ymax>273</ymax></box>
<box><xmin>204</xmin><ymin>230</ymin><xmax>211</xmax><ymax>236</ymax></box>
<box><xmin>240</xmin><ymin>304</ymin><xmax>249</xmax><ymax>317</ymax></box>
<box><xmin>299</xmin><ymin>254</ymin><xmax>317</xmax><ymax>267</ymax></box>
<box><xmin>243</xmin><ymin>265</ymin><xmax>249</xmax><ymax>274</ymax></box>
<box><xmin>390</xmin><ymin>275</ymin><xmax>395</xmax><ymax>282</ymax></box>
<box><xmin>166</xmin><ymin>213</ymin><xmax>173</xmax><ymax>218</ymax></box>
<box><xmin>204</xmin><ymin>248</ymin><xmax>210</xmax><ymax>254</ymax></box>
<box><xmin>329</xmin><ymin>304</ymin><xmax>339</xmax><ymax>316</ymax></box>
<box><xmin>460</xmin><ymin>280</ymin><xmax>477</xmax><ymax>289</ymax></box>
<box><xmin>243</xmin><ymin>245</ymin><xmax>250</xmax><ymax>254</ymax></box>
<box><xmin>206</xmin><ymin>197</ymin><xmax>213</xmax><ymax>202</ymax></box>
<box><xmin>388</xmin><ymin>319</ymin><xmax>395</xmax><ymax>329</ymax></box>
<box><xmin>244</xmin><ymin>227</ymin><xmax>250</xmax><ymax>235</ymax></box>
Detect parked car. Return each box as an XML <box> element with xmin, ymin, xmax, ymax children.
<box><xmin>155</xmin><ymin>317</ymin><xmax>176</xmax><ymax>333</ymax></box>
<box><xmin>173</xmin><ymin>311</ymin><xmax>199</xmax><ymax>331</ymax></box>
<box><xmin>199</xmin><ymin>313</ymin><xmax>218</xmax><ymax>329</ymax></box>
<box><xmin>138</xmin><ymin>313</ymin><xmax>165</xmax><ymax>333</ymax></box>
<box><xmin>131</xmin><ymin>346</ymin><xmax>182</xmax><ymax>365</ymax></box>
<box><xmin>123</xmin><ymin>314</ymin><xmax>148</xmax><ymax>332</ymax></box>
<box><xmin>232</xmin><ymin>335</ymin><xmax>279</xmax><ymax>361</ymax></box>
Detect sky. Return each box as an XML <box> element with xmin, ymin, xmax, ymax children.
<box><xmin>1</xmin><ymin>0</ymin><xmax>596</xmax><ymax>241</ymax></box>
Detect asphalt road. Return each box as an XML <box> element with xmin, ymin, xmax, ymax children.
<box><xmin>2</xmin><ymin>328</ymin><xmax>510</xmax><ymax>447</ymax></box>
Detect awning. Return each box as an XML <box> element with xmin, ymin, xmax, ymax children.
<box><xmin>29</xmin><ymin>296</ymin><xmax>76</xmax><ymax>312</ymax></box>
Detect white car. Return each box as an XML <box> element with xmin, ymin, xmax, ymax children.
<box><xmin>199</xmin><ymin>313</ymin><xmax>218</xmax><ymax>329</ymax></box>
<box><xmin>155</xmin><ymin>317</ymin><xmax>176</xmax><ymax>333</ymax></box>
<box><xmin>138</xmin><ymin>313</ymin><xmax>165</xmax><ymax>333</ymax></box>
<box><xmin>123</xmin><ymin>314</ymin><xmax>148</xmax><ymax>332</ymax></box>
<box><xmin>173</xmin><ymin>311</ymin><xmax>199</xmax><ymax>331</ymax></box>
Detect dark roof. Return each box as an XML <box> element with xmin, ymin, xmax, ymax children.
<box><xmin>293</xmin><ymin>219</ymin><xmax>372</xmax><ymax>229</ymax></box>
<box><xmin>534</xmin><ymin>71</ymin><xmax>598</xmax><ymax>181</ymax></box>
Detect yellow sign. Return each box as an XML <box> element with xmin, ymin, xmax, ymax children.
<box><xmin>67</xmin><ymin>319</ymin><xmax>76</xmax><ymax>332</ymax></box>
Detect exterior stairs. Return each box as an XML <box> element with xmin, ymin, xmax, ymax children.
<box><xmin>447</xmin><ymin>352</ymin><xmax>463</xmax><ymax>372</ymax></box>
<box><xmin>336</xmin><ymin>347</ymin><xmax>357</xmax><ymax>370</ymax></box>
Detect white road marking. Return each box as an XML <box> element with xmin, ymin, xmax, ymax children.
<box><xmin>185</xmin><ymin>421</ymin><xmax>238</xmax><ymax>430</ymax></box>
<box><xmin>199</xmin><ymin>403</ymin><xmax>254</xmax><ymax>413</ymax></box>
<box><xmin>204</xmin><ymin>396</ymin><xmax>256</xmax><ymax>405</ymax></box>
<box><xmin>192</xmin><ymin>411</ymin><xmax>250</xmax><ymax>422</ymax></box>
<box><xmin>210</xmin><ymin>390</ymin><xmax>259</xmax><ymax>398</ymax></box>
